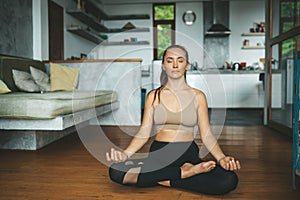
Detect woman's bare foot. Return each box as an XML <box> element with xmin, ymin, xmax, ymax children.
<box><xmin>180</xmin><ymin>161</ymin><xmax>216</xmax><ymax>179</ymax></box>
<box><xmin>157</xmin><ymin>180</ymin><xmax>171</xmax><ymax>187</ymax></box>
<box><xmin>122</xmin><ymin>167</ymin><xmax>141</xmax><ymax>184</ymax></box>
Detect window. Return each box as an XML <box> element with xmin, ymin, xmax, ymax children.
<box><xmin>153</xmin><ymin>3</ymin><xmax>175</xmax><ymax>60</ymax></box>
<box><xmin>280</xmin><ymin>0</ymin><xmax>300</xmax><ymax>33</ymax></box>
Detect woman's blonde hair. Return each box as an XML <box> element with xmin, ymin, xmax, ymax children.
<box><xmin>153</xmin><ymin>45</ymin><xmax>190</xmax><ymax>104</ymax></box>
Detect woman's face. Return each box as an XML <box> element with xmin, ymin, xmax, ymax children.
<box><xmin>163</xmin><ymin>47</ymin><xmax>189</xmax><ymax>80</ymax></box>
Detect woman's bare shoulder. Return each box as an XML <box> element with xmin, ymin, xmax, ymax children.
<box><xmin>144</xmin><ymin>89</ymin><xmax>158</xmax><ymax>105</ymax></box>
<box><xmin>146</xmin><ymin>89</ymin><xmax>156</xmax><ymax>99</ymax></box>
<box><xmin>190</xmin><ymin>87</ymin><xmax>207</xmax><ymax>99</ymax></box>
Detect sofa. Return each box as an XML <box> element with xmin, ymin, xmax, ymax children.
<box><xmin>0</xmin><ymin>55</ymin><xmax>119</xmax><ymax>150</ymax></box>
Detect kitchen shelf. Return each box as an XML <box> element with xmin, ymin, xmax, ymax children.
<box><xmin>67</xmin><ymin>10</ymin><xmax>109</xmax><ymax>32</ymax></box>
<box><xmin>106</xmin><ymin>28</ymin><xmax>150</xmax><ymax>33</ymax></box>
<box><xmin>67</xmin><ymin>27</ymin><xmax>105</xmax><ymax>44</ymax></box>
<box><xmin>105</xmin><ymin>14</ymin><xmax>150</xmax><ymax>20</ymax></box>
<box><xmin>242</xmin><ymin>32</ymin><xmax>265</xmax><ymax>36</ymax></box>
<box><xmin>68</xmin><ymin>1</ymin><xmax>150</xmax><ymax>45</ymax></box>
<box><xmin>103</xmin><ymin>41</ymin><xmax>150</xmax><ymax>46</ymax></box>
<box><xmin>67</xmin><ymin>10</ymin><xmax>150</xmax><ymax>33</ymax></box>
<box><xmin>242</xmin><ymin>46</ymin><xmax>265</xmax><ymax>49</ymax></box>
<box><xmin>74</xmin><ymin>0</ymin><xmax>149</xmax><ymax>21</ymax></box>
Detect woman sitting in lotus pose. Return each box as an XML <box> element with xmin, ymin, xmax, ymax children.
<box><xmin>106</xmin><ymin>44</ymin><xmax>241</xmax><ymax>195</ymax></box>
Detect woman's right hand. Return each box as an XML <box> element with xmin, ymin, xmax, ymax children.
<box><xmin>106</xmin><ymin>148</ymin><xmax>129</xmax><ymax>162</ymax></box>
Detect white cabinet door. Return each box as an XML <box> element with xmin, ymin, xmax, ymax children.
<box><xmin>187</xmin><ymin>73</ymin><xmax>264</xmax><ymax>108</ymax></box>
<box><xmin>187</xmin><ymin>74</ymin><xmax>232</xmax><ymax>108</ymax></box>
<box><xmin>232</xmin><ymin>74</ymin><xmax>263</xmax><ymax>108</ymax></box>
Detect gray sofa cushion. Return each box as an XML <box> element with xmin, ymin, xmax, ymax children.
<box><xmin>0</xmin><ymin>90</ymin><xmax>118</xmax><ymax>119</ymax></box>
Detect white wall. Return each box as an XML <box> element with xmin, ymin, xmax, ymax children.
<box><xmin>229</xmin><ymin>0</ymin><xmax>265</xmax><ymax>65</ymax></box>
<box><xmin>33</xmin><ymin>0</ymin><xmax>97</xmax><ymax>60</ymax></box>
<box><xmin>34</xmin><ymin>1</ymin><xmax>265</xmax><ymax>65</ymax></box>
<box><xmin>54</xmin><ymin>0</ymin><xmax>97</xmax><ymax>60</ymax></box>
<box><xmin>32</xmin><ymin>0</ymin><xmax>49</xmax><ymax>60</ymax></box>
<box><xmin>99</xmin><ymin>3</ymin><xmax>204</xmax><ymax>65</ymax></box>
<box><xmin>98</xmin><ymin>2</ymin><xmax>204</xmax><ymax>92</ymax></box>
<box><xmin>176</xmin><ymin>2</ymin><xmax>204</xmax><ymax>66</ymax></box>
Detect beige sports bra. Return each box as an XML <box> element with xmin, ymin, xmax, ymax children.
<box><xmin>153</xmin><ymin>99</ymin><xmax>198</xmax><ymax>133</ymax></box>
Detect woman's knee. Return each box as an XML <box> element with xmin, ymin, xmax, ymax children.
<box><xmin>108</xmin><ymin>163</ymin><xmax>127</xmax><ymax>185</ymax></box>
<box><xmin>217</xmin><ymin>171</ymin><xmax>239</xmax><ymax>195</ymax></box>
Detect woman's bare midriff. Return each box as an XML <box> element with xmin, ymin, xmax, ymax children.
<box><xmin>154</xmin><ymin>129</ymin><xmax>194</xmax><ymax>142</ymax></box>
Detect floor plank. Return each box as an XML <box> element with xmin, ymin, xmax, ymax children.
<box><xmin>0</xmin><ymin>125</ymin><xmax>299</xmax><ymax>200</ymax></box>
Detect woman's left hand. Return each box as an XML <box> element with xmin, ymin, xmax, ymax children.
<box><xmin>218</xmin><ymin>156</ymin><xmax>241</xmax><ymax>171</ymax></box>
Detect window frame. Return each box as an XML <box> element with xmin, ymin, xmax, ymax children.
<box><xmin>153</xmin><ymin>3</ymin><xmax>176</xmax><ymax>60</ymax></box>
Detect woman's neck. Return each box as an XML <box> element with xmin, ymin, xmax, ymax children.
<box><xmin>165</xmin><ymin>79</ymin><xmax>189</xmax><ymax>92</ymax></box>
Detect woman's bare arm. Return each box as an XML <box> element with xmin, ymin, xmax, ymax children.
<box><xmin>196</xmin><ymin>90</ymin><xmax>241</xmax><ymax>170</ymax></box>
<box><xmin>106</xmin><ymin>90</ymin><xmax>156</xmax><ymax>162</ymax></box>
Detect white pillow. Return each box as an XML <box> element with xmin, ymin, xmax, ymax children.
<box><xmin>12</xmin><ymin>69</ymin><xmax>40</xmax><ymax>92</ymax></box>
<box><xmin>30</xmin><ymin>66</ymin><xmax>50</xmax><ymax>91</ymax></box>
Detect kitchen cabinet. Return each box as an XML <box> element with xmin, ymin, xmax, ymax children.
<box><xmin>187</xmin><ymin>73</ymin><xmax>265</xmax><ymax>108</ymax></box>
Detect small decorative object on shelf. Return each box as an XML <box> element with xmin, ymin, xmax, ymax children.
<box><xmin>243</xmin><ymin>39</ymin><xmax>249</xmax><ymax>46</ymax></box>
<box><xmin>122</xmin><ymin>22</ymin><xmax>136</xmax><ymax>30</ymax></box>
<box><xmin>251</xmin><ymin>21</ymin><xmax>265</xmax><ymax>33</ymax></box>
<box><xmin>241</xmin><ymin>24</ymin><xmax>265</xmax><ymax>50</ymax></box>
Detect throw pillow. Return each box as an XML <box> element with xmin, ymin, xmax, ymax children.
<box><xmin>30</xmin><ymin>66</ymin><xmax>50</xmax><ymax>91</ymax></box>
<box><xmin>0</xmin><ymin>80</ymin><xmax>11</xmax><ymax>94</ymax></box>
<box><xmin>50</xmin><ymin>63</ymin><xmax>80</xmax><ymax>91</ymax></box>
<box><xmin>12</xmin><ymin>69</ymin><xmax>41</xmax><ymax>92</ymax></box>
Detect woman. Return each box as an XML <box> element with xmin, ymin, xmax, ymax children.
<box><xmin>106</xmin><ymin>45</ymin><xmax>241</xmax><ymax>195</ymax></box>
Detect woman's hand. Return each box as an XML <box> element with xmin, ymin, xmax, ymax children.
<box><xmin>218</xmin><ymin>156</ymin><xmax>241</xmax><ymax>171</ymax></box>
<box><xmin>106</xmin><ymin>148</ymin><xmax>129</xmax><ymax>162</ymax></box>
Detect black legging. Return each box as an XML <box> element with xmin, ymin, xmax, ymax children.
<box><xmin>109</xmin><ymin>140</ymin><xmax>238</xmax><ymax>195</ymax></box>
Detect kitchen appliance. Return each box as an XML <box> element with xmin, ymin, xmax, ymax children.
<box><xmin>205</xmin><ymin>0</ymin><xmax>231</xmax><ymax>36</ymax></box>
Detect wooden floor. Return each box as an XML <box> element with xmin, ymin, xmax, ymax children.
<box><xmin>0</xmin><ymin>125</ymin><xmax>300</xmax><ymax>200</ymax></box>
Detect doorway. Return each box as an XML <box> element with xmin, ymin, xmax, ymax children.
<box><xmin>48</xmin><ymin>0</ymin><xmax>64</xmax><ymax>60</ymax></box>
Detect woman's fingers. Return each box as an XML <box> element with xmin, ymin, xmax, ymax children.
<box><xmin>219</xmin><ymin>156</ymin><xmax>241</xmax><ymax>171</ymax></box>
<box><xmin>236</xmin><ymin>160</ymin><xmax>241</xmax><ymax>170</ymax></box>
<box><xmin>106</xmin><ymin>148</ymin><xmax>128</xmax><ymax>162</ymax></box>
<box><xmin>228</xmin><ymin>158</ymin><xmax>241</xmax><ymax>171</ymax></box>
<box><xmin>111</xmin><ymin>148</ymin><xmax>115</xmax><ymax>161</ymax></box>
<box><xmin>106</xmin><ymin>152</ymin><xmax>111</xmax><ymax>161</ymax></box>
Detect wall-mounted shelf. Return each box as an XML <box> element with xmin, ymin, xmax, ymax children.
<box><xmin>242</xmin><ymin>46</ymin><xmax>265</xmax><ymax>49</ymax></box>
<box><xmin>242</xmin><ymin>32</ymin><xmax>265</xmax><ymax>36</ymax></box>
<box><xmin>68</xmin><ymin>0</ymin><xmax>150</xmax><ymax>45</ymax></box>
<box><xmin>106</xmin><ymin>14</ymin><xmax>150</xmax><ymax>20</ymax></box>
<box><xmin>67</xmin><ymin>10</ymin><xmax>150</xmax><ymax>33</ymax></box>
<box><xmin>103</xmin><ymin>41</ymin><xmax>150</xmax><ymax>46</ymax></box>
<box><xmin>67</xmin><ymin>10</ymin><xmax>109</xmax><ymax>32</ymax></box>
<box><xmin>74</xmin><ymin>0</ymin><xmax>150</xmax><ymax>21</ymax></box>
<box><xmin>67</xmin><ymin>26</ymin><xmax>105</xmax><ymax>44</ymax></box>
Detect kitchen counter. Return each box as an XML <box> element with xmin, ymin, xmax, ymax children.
<box><xmin>186</xmin><ymin>72</ymin><xmax>281</xmax><ymax>108</ymax></box>
<box><xmin>187</xmin><ymin>69</ymin><xmax>265</xmax><ymax>74</ymax></box>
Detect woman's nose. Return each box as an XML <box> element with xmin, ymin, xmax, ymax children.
<box><xmin>173</xmin><ymin>62</ymin><xmax>178</xmax><ymax>68</ymax></box>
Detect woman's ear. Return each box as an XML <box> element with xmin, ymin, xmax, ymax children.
<box><xmin>186</xmin><ymin>63</ymin><xmax>190</xmax><ymax>71</ymax></box>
